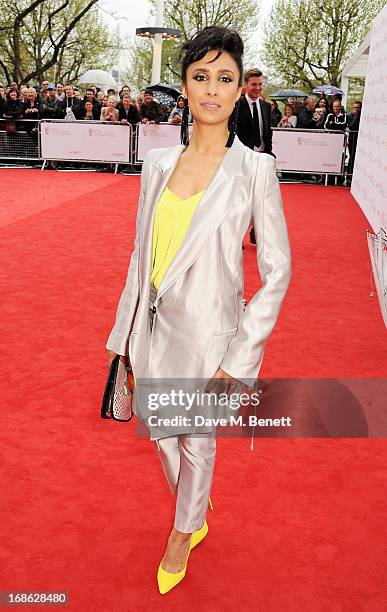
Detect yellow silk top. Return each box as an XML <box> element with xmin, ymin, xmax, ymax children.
<box><xmin>150</xmin><ymin>186</ymin><xmax>205</xmax><ymax>290</ymax></box>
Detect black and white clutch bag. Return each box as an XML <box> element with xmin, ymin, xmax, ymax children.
<box><xmin>101</xmin><ymin>354</ymin><xmax>134</xmax><ymax>422</ymax></box>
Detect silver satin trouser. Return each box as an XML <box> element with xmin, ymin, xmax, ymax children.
<box><xmin>149</xmin><ymin>282</ymin><xmax>216</xmax><ymax>533</ymax></box>
<box><xmin>155</xmin><ymin>434</ymin><xmax>216</xmax><ymax>533</ymax></box>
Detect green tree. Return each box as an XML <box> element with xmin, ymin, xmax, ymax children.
<box><xmin>263</xmin><ymin>0</ymin><xmax>384</xmax><ymax>89</ymax></box>
<box><xmin>0</xmin><ymin>0</ymin><xmax>122</xmax><ymax>85</ymax></box>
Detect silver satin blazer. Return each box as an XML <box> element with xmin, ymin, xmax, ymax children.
<box><xmin>106</xmin><ymin>135</ymin><xmax>292</xmax><ymax>434</ymax></box>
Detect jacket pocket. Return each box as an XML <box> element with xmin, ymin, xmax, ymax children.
<box><xmin>213</xmin><ymin>327</ymin><xmax>237</xmax><ymax>336</ymax></box>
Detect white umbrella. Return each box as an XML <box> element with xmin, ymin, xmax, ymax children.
<box><xmin>78</xmin><ymin>70</ymin><xmax>118</xmax><ymax>91</ymax></box>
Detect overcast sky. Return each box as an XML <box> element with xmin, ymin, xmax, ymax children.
<box><xmin>100</xmin><ymin>0</ymin><xmax>275</xmax><ymax>72</ymax></box>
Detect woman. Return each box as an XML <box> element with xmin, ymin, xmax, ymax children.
<box><xmin>313</xmin><ymin>97</ymin><xmax>329</xmax><ymax>128</ymax></box>
<box><xmin>2</xmin><ymin>89</ymin><xmax>23</xmax><ymax>119</ymax></box>
<box><xmin>135</xmin><ymin>94</ymin><xmax>143</xmax><ymax>114</ymax></box>
<box><xmin>22</xmin><ymin>87</ymin><xmax>41</xmax><ymax>135</ymax></box>
<box><xmin>100</xmin><ymin>96</ymin><xmax>119</xmax><ymax>121</ymax></box>
<box><xmin>316</xmin><ymin>97</ymin><xmax>328</xmax><ymax>111</ymax></box>
<box><xmin>277</xmin><ymin>103</ymin><xmax>297</xmax><ymax>128</ymax></box>
<box><xmin>269</xmin><ymin>99</ymin><xmax>282</xmax><ymax>127</ymax></box>
<box><xmin>23</xmin><ymin>88</ymin><xmax>41</xmax><ymax>118</ymax></box>
<box><xmin>167</xmin><ymin>94</ymin><xmax>193</xmax><ymax>124</ymax></box>
<box><xmin>82</xmin><ymin>100</ymin><xmax>94</xmax><ymax>120</ymax></box>
<box><xmin>2</xmin><ymin>89</ymin><xmax>23</xmax><ymax>133</ymax></box>
<box><xmin>106</xmin><ymin>26</ymin><xmax>291</xmax><ymax>594</ymax></box>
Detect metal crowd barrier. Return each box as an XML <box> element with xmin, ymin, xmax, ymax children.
<box><xmin>271</xmin><ymin>127</ymin><xmax>348</xmax><ymax>185</ymax></box>
<box><xmin>0</xmin><ymin>119</ymin><xmax>40</xmax><ymax>162</ymax></box>
<box><xmin>0</xmin><ymin>118</ymin><xmax>360</xmax><ymax>183</ymax></box>
<box><xmin>271</xmin><ymin>127</ymin><xmax>359</xmax><ymax>186</ymax></box>
<box><xmin>39</xmin><ymin>119</ymin><xmax>133</xmax><ymax>173</ymax></box>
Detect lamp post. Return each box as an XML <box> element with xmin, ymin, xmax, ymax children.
<box><xmin>152</xmin><ymin>0</ymin><xmax>163</xmax><ymax>85</ymax></box>
<box><xmin>135</xmin><ymin>0</ymin><xmax>182</xmax><ymax>86</ymax></box>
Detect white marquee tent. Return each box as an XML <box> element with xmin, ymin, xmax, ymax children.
<box><xmin>340</xmin><ymin>30</ymin><xmax>371</xmax><ymax>107</ymax></box>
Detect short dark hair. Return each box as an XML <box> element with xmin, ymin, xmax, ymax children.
<box><xmin>144</xmin><ymin>89</ymin><xmax>153</xmax><ymax>96</ymax></box>
<box><xmin>178</xmin><ymin>25</ymin><xmax>244</xmax><ymax>87</ymax></box>
<box><xmin>119</xmin><ymin>85</ymin><xmax>130</xmax><ymax>94</ymax></box>
<box><xmin>244</xmin><ymin>68</ymin><xmax>262</xmax><ymax>83</ymax></box>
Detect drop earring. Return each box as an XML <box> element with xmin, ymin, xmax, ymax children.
<box><xmin>226</xmin><ymin>99</ymin><xmax>240</xmax><ymax>147</ymax></box>
<box><xmin>180</xmin><ymin>97</ymin><xmax>190</xmax><ymax>146</ymax></box>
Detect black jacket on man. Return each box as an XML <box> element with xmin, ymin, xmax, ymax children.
<box><xmin>297</xmin><ymin>108</ymin><xmax>318</xmax><ymax>129</ymax></box>
<box><xmin>236</xmin><ymin>94</ymin><xmax>274</xmax><ymax>244</ymax></box>
<box><xmin>117</xmin><ymin>103</ymin><xmax>140</xmax><ymax>125</ymax></box>
<box><xmin>324</xmin><ymin>111</ymin><xmax>347</xmax><ymax>132</ymax></box>
<box><xmin>58</xmin><ymin>96</ymin><xmax>81</xmax><ymax>119</ymax></box>
<box><xmin>40</xmin><ymin>97</ymin><xmax>61</xmax><ymax>119</ymax></box>
<box><xmin>236</xmin><ymin>95</ymin><xmax>274</xmax><ymax>156</ymax></box>
<box><xmin>139</xmin><ymin>101</ymin><xmax>164</xmax><ymax>123</ymax></box>
<box><xmin>347</xmin><ymin>112</ymin><xmax>361</xmax><ymax>174</ymax></box>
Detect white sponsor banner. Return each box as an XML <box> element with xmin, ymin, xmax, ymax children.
<box><xmin>272</xmin><ymin>129</ymin><xmax>345</xmax><ymax>173</ymax></box>
<box><xmin>40</xmin><ymin>121</ymin><xmax>131</xmax><ymax>163</ymax></box>
<box><xmin>351</xmin><ymin>4</ymin><xmax>387</xmax><ymax>233</ymax></box>
<box><xmin>136</xmin><ymin>122</ymin><xmax>193</xmax><ymax>161</ymax></box>
<box><xmin>137</xmin><ymin>123</ymin><xmax>345</xmax><ymax>173</ymax></box>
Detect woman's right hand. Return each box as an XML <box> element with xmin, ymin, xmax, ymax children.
<box><xmin>107</xmin><ymin>349</ymin><xmax>132</xmax><ymax>371</ymax></box>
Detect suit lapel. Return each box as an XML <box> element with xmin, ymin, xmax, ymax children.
<box><xmin>139</xmin><ymin>135</ymin><xmax>246</xmax><ymax>301</ymax></box>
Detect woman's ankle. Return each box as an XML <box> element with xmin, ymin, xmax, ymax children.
<box><xmin>170</xmin><ymin>527</ymin><xmax>192</xmax><ymax>542</ymax></box>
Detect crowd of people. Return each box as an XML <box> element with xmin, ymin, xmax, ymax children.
<box><xmin>267</xmin><ymin>93</ymin><xmax>362</xmax><ymax>180</ymax></box>
<box><xmin>0</xmin><ymin>77</ymin><xmax>361</xmax><ymax>179</ymax></box>
<box><xmin>268</xmin><ymin>93</ymin><xmax>361</xmax><ymax>135</ymax></box>
<box><xmin>0</xmin><ymin>82</ymin><xmax>190</xmax><ymax>129</ymax></box>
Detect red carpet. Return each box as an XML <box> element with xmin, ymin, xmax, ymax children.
<box><xmin>0</xmin><ymin>170</ymin><xmax>385</xmax><ymax>611</ymax></box>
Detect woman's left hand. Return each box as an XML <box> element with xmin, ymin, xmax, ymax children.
<box><xmin>205</xmin><ymin>367</ymin><xmax>251</xmax><ymax>397</ymax></box>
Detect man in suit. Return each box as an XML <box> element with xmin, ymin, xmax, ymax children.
<box><xmin>236</xmin><ymin>68</ymin><xmax>274</xmax><ymax>244</ymax></box>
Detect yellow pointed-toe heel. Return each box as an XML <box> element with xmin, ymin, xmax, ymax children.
<box><xmin>190</xmin><ymin>520</ymin><xmax>208</xmax><ymax>550</ymax></box>
<box><xmin>190</xmin><ymin>497</ymin><xmax>213</xmax><ymax>550</ymax></box>
<box><xmin>157</xmin><ymin>545</ymin><xmax>191</xmax><ymax>595</ymax></box>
